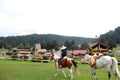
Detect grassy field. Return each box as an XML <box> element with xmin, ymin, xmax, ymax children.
<box><xmin>0</xmin><ymin>59</ymin><xmax>120</xmax><ymax>80</ymax></box>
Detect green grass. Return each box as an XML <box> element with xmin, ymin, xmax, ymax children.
<box><xmin>0</xmin><ymin>59</ymin><xmax>120</xmax><ymax>80</ymax></box>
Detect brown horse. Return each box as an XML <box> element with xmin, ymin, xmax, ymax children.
<box><xmin>51</xmin><ymin>50</ymin><xmax>79</xmax><ymax>80</ymax></box>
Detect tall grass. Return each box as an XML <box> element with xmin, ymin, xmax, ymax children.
<box><xmin>0</xmin><ymin>59</ymin><xmax>120</xmax><ymax>80</ymax></box>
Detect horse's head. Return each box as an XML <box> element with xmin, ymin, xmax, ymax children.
<box><xmin>81</xmin><ymin>54</ymin><xmax>92</xmax><ymax>64</ymax></box>
<box><xmin>50</xmin><ymin>49</ymin><xmax>60</xmax><ymax>60</ymax></box>
<box><xmin>50</xmin><ymin>51</ymin><xmax>55</xmax><ymax>60</ymax></box>
<box><xmin>50</xmin><ymin>54</ymin><xmax>54</xmax><ymax>60</ymax></box>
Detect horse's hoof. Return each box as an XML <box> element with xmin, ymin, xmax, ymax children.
<box><xmin>68</xmin><ymin>77</ymin><xmax>72</xmax><ymax>80</ymax></box>
<box><xmin>64</xmin><ymin>76</ymin><xmax>66</xmax><ymax>78</ymax></box>
<box><xmin>94</xmin><ymin>78</ymin><xmax>98</xmax><ymax>80</ymax></box>
<box><xmin>96</xmin><ymin>78</ymin><xmax>99</xmax><ymax>80</ymax></box>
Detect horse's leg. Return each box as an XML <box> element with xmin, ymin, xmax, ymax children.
<box><xmin>107</xmin><ymin>72</ymin><xmax>111</xmax><ymax>80</ymax></box>
<box><xmin>54</xmin><ymin>61</ymin><xmax>58</xmax><ymax>77</ymax></box>
<box><xmin>115</xmin><ymin>74</ymin><xmax>118</xmax><ymax>80</ymax></box>
<box><xmin>62</xmin><ymin>68</ymin><xmax>66</xmax><ymax>78</ymax></box>
<box><xmin>114</xmin><ymin>73</ymin><xmax>119</xmax><ymax>80</ymax></box>
<box><xmin>105</xmin><ymin>66</ymin><xmax>111</xmax><ymax>80</ymax></box>
<box><xmin>54</xmin><ymin>67</ymin><xmax>58</xmax><ymax>77</ymax></box>
<box><xmin>112</xmin><ymin>66</ymin><xmax>119</xmax><ymax>80</ymax></box>
<box><xmin>92</xmin><ymin>68</ymin><xmax>98</xmax><ymax>80</ymax></box>
<box><xmin>69</xmin><ymin>68</ymin><xmax>73</xmax><ymax>80</ymax></box>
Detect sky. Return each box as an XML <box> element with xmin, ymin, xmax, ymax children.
<box><xmin>0</xmin><ymin>0</ymin><xmax>120</xmax><ymax>38</ymax></box>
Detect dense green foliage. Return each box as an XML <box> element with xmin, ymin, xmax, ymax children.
<box><xmin>0</xmin><ymin>34</ymin><xmax>94</xmax><ymax>50</ymax></box>
<box><xmin>100</xmin><ymin>26</ymin><xmax>120</xmax><ymax>49</ymax></box>
<box><xmin>0</xmin><ymin>59</ymin><xmax>119</xmax><ymax>80</ymax></box>
<box><xmin>80</xmin><ymin>41</ymin><xmax>89</xmax><ymax>49</ymax></box>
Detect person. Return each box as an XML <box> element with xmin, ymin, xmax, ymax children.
<box><xmin>58</xmin><ymin>45</ymin><xmax>67</xmax><ymax>67</ymax></box>
<box><xmin>61</xmin><ymin>45</ymin><xmax>67</xmax><ymax>59</ymax></box>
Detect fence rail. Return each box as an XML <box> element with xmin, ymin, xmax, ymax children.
<box><xmin>0</xmin><ymin>57</ymin><xmax>50</xmax><ymax>62</ymax></box>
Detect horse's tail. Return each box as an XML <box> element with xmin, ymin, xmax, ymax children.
<box><xmin>111</xmin><ymin>57</ymin><xmax>120</xmax><ymax>77</ymax></box>
<box><xmin>72</xmin><ymin>59</ymin><xmax>79</xmax><ymax>74</ymax></box>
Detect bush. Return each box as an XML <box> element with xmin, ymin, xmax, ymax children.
<box><xmin>43</xmin><ymin>55</ymin><xmax>49</xmax><ymax>60</ymax></box>
<box><xmin>31</xmin><ymin>55</ymin><xmax>42</xmax><ymax>62</ymax></box>
<box><xmin>42</xmin><ymin>55</ymin><xmax>49</xmax><ymax>63</ymax></box>
<box><xmin>31</xmin><ymin>55</ymin><xmax>50</xmax><ymax>63</ymax></box>
<box><xmin>20</xmin><ymin>55</ymin><xmax>28</xmax><ymax>61</ymax></box>
<box><xmin>6</xmin><ymin>52</ymin><xmax>12</xmax><ymax>55</ymax></box>
<box><xmin>11</xmin><ymin>55</ymin><xmax>18</xmax><ymax>60</ymax></box>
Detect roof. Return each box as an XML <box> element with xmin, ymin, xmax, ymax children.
<box><xmin>89</xmin><ymin>42</ymin><xmax>109</xmax><ymax>49</ymax></box>
<box><xmin>89</xmin><ymin>42</ymin><xmax>109</xmax><ymax>53</ymax></box>
<box><xmin>17</xmin><ymin>51</ymin><xmax>31</xmax><ymax>54</ymax></box>
<box><xmin>72</xmin><ymin>50</ymin><xmax>87</xmax><ymax>55</ymax></box>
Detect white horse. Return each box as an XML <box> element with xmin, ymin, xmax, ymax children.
<box><xmin>82</xmin><ymin>54</ymin><xmax>120</xmax><ymax>80</ymax></box>
<box><xmin>50</xmin><ymin>50</ymin><xmax>79</xmax><ymax>80</ymax></box>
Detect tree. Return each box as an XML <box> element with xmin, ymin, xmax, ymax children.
<box><xmin>64</xmin><ymin>40</ymin><xmax>71</xmax><ymax>50</ymax></box>
<box><xmin>100</xmin><ymin>26</ymin><xmax>120</xmax><ymax>44</ymax></box>
<box><xmin>45</xmin><ymin>40</ymin><xmax>59</xmax><ymax>50</ymax></box>
<box><xmin>6</xmin><ymin>44</ymin><xmax>13</xmax><ymax>50</ymax></box>
<box><xmin>115</xmin><ymin>26</ymin><xmax>120</xmax><ymax>35</ymax></box>
<box><xmin>0</xmin><ymin>40</ymin><xmax>4</xmax><ymax>48</ymax></box>
<box><xmin>64</xmin><ymin>40</ymin><xmax>79</xmax><ymax>50</ymax></box>
<box><xmin>80</xmin><ymin>41</ymin><xmax>89</xmax><ymax>50</ymax></box>
<box><xmin>17</xmin><ymin>43</ymin><xmax>24</xmax><ymax>49</ymax></box>
<box><xmin>24</xmin><ymin>43</ymin><xmax>31</xmax><ymax>49</ymax></box>
<box><xmin>107</xmin><ymin>39</ymin><xmax>116</xmax><ymax>50</ymax></box>
<box><xmin>0</xmin><ymin>34</ymin><xmax>94</xmax><ymax>49</ymax></box>
<box><xmin>52</xmin><ymin>40</ymin><xmax>59</xmax><ymax>50</ymax></box>
<box><xmin>45</xmin><ymin>40</ymin><xmax>52</xmax><ymax>50</ymax></box>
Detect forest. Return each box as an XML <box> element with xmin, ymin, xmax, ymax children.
<box><xmin>0</xmin><ymin>26</ymin><xmax>120</xmax><ymax>50</ymax></box>
<box><xmin>100</xmin><ymin>26</ymin><xmax>120</xmax><ymax>49</ymax></box>
<box><xmin>0</xmin><ymin>34</ymin><xmax>94</xmax><ymax>50</ymax></box>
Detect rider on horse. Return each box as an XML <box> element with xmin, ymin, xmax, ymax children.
<box><xmin>61</xmin><ymin>46</ymin><xmax>67</xmax><ymax>59</ymax></box>
<box><xmin>58</xmin><ymin>45</ymin><xmax>67</xmax><ymax>67</ymax></box>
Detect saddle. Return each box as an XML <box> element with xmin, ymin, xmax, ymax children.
<box><xmin>88</xmin><ymin>54</ymin><xmax>102</xmax><ymax>67</ymax></box>
<box><xmin>58</xmin><ymin>57</ymin><xmax>68</xmax><ymax>68</ymax></box>
<box><xmin>88</xmin><ymin>57</ymin><xmax>96</xmax><ymax>67</ymax></box>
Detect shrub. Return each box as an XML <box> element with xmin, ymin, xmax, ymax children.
<box><xmin>43</xmin><ymin>55</ymin><xmax>49</xmax><ymax>60</ymax></box>
<box><xmin>42</xmin><ymin>55</ymin><xmax>49</xmax><ymax>63</ymax></box>
<box><xmin>20</xmin><ymin>55</ymin><xmax>28</xmax><ymax>61</ymax></box>
<box><xmin>11</xmin><ymin>55</ymin><xmax>18</xmax><ymax>60</ymax></box>
<box><xmin>6</xmin><ymin>52</ymin><xmax>12</xmax><ymax>55</ymax></box>
<box><xmin>31</xmin><ymin>55</ymin><xmax>41</xmax><ymax>62</ymax></box>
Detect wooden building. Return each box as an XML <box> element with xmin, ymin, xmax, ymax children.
<box><xmin>35</xmin><ymin>43</ymin><xmax>46</xmax><ymax>55</ymax></box>
<box><xmin>89</xmin><ymin>42</ymin><xmax>109</xmax><ymax>54</ymax></box>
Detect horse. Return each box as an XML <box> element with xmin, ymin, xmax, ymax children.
<box><xmin>50</xmin><ymin>50</ymin><xmax>79</xmax><ymax>80</ymax></box>
<box><xmin>82</xmin><ymin>54</ymin><xmax>120</xmax><ymax>80</ymax></box>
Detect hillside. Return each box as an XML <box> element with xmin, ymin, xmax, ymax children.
<box><xmin>99</xmin><ymin>26</ymin><xmax>120</xmax><ymax>49</ymax></box>
<box><xmin>100</xmin><ymin>27</ymin><xmax>120</xmax><ymax>44</ymax></box>
<box><xmin>0</xmin><ymin>34</ymin><xmax>94</xmax><ymax>49</ymax></box>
